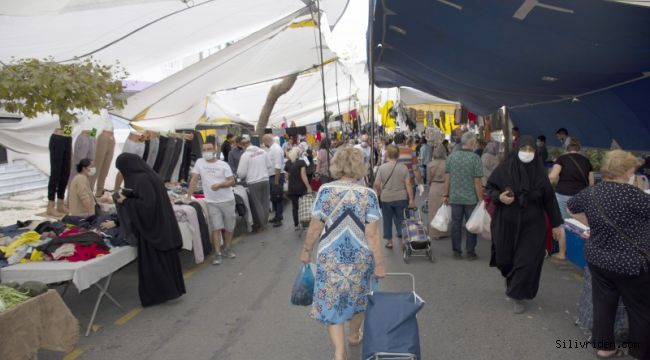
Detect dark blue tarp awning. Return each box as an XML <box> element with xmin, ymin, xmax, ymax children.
<box><xmin>371</xmin><ymin>0</ymin><xmax>650</xmax><ymax>150</ymax></box>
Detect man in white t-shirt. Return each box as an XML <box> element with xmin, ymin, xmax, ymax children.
<box><xmin>237</xmin><ymin>137</ymin><xmax>273</xmax><ymax>231</ymax></box>
<box><xmin>188</xmin><ymin>141</ymin><xmax>236</xmax><ymax>265</ymax></box>
<box><xmin>263</xmin><ymin>134</ymin><xmax>286</xmax><ymax>227</ymax></box>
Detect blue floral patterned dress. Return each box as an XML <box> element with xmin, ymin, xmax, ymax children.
<box><xmin>310</xmin><ymin>180</ymin><xmax>382</xmax><ymax>325</ymax></box>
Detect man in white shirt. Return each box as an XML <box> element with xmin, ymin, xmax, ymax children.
<box><xmin>263</xmin><ymin>134</ymin><xmax>286</xmax><ymax>227</ymax></box>
<box><xmin>237</xmin><ymin>137</ymin><xmax>273</xmax><ymax>231</ymax></box>
<box><xmin>188</xmin><ymin>142</ymin><xmax>236</xmax><ymax>265</ymax></box>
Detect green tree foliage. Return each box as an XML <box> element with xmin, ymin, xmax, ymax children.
<box><xmin>0</xmin><ymin>57</ymin><xmax>127</xmax><ymax>127</ymax></box>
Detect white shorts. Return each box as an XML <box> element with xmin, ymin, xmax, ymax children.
<box><xmin>207</xmin><ymin>200</ymin><xmax>236</xmax><ymax>232</ymax></box>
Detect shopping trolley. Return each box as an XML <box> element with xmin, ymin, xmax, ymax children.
<box><xmin>401</xmin><ymin>208</ymin><xmax>434</xmax><ymax>263</ymax></box>
<box><xmin>363</xmin><ymin>273</ymin><xmax>425</xmax><ymax>360</ymax></box>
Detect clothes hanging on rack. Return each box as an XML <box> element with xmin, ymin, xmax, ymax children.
<box><xmin>90</xmin><ymin>130</ymin><xmax>115</xmax><ymax>195</ymax></box>
<box><xmin>163</xmin><ymin>138</ymin><xmax>183</xmax><ymax>182</ymax></box>
<box><xmin>178</xmin><ymin>139</ymin><xmax>193</xmax><ymax>183</ymax></box>
<box><xmin>142</xmin><ymin>139</ymin><xmax>150</xmax><ymax>162</ymax></box>
<box><xmin>70</xmin><ymin>132</ymin><xmax>96</xmax><ymax>183</ymax></box>
<box><xmin>48</xmin><ymin>132</ymin><xmax>72</xmax><ymax>201</ymax></box>
<box><xmin>146</xmin><ymin>136</ymin><xmax>160</xmax><ymax>169</ymax></box>
<box><xmin>157</xmin><ymin>137</ymin><xmax>177</xmax><ymax>178</ymax></box>
<box><xmin>122</xmin><ymin>134</ymin><xmax>145</xmax><ymax>158</ymax></box>
<box><xmin>152</xmin><ymin>136</ymin><xmax>168</xmax><ymax>173</ymax></box>
<box><xmin>187</xmin><ymin>201</ymin><xmax>212</xmax><ymax>256</ymax></box>
<box><xmin>170</xmin><ymin>140</ymin><xmax>185</xmax><ymax>183</ymax></box>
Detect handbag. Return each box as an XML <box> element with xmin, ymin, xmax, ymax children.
<box><xmin>234</xmin><ymin>193</ymin><xmax>246</xmax><ymax>217</ymax></box>
<box><xmin>298</xmin><ymin>193</ymin><xmax>315</xmax><ymax>224</ymax></box>
<box><xmin>590</xmin><ymin>188</ymin><xmax>650</xmax><ymax>263</ymax></box>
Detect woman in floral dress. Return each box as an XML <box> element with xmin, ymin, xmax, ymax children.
<box><xmin>301</xmin><ymin>146</ymin><xmax>386</xmax><ymax>360</ymax></box>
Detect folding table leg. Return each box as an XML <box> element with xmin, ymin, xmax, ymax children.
<box><xmin>85</xmin><ymin>273</ymin><xmax>124</xmax><ymax>336</ymax></box>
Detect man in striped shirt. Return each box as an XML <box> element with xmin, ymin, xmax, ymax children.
<box><xmin>394</xmin><ymin>133</ymin><xmax>425</xmax><ymax>198</ymax></box>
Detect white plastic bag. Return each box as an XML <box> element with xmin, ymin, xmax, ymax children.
<box><xmin>480</xmin><ymin>207</ymin><xmax>492</xmax><ymax>240</ymax></box>
<box><xmin>466</xmin><ymin>201</ymin><xmax>490</xmax><ymax>235</ymax></box>
<box><xmin>431</xmin><ymin>204</ymin><xmax>451</xmax><ymax>232</ymax></box>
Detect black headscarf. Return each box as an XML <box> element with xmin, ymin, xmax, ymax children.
<box><xmin>487</xmin><ymin>135</ymin><xmax>547</xmax><ymax>208</ymax></box>
<box><xmin>116</xmin><ymin>153</ymin><xmax>182</xmax><ymax>251</ymax></box>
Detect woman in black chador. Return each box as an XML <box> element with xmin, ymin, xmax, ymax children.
<box><xmin>486</xmin><ymin>136</ymin><xmax>563</xmax><ymax>314</ymax></box>
<box><xmin>115</xmin><ymin>153</ymin><xmax>186</xmax><ymax>307</ymax></box>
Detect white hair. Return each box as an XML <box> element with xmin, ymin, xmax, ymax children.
<box><xmin>287</xmin><ymin>147</ymin><xmax>301</xmax><ymax>162</ymax></box>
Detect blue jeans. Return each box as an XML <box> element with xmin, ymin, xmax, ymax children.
<box><xmin>381</xmin><ymin>200</ymin><xmax>408</xmax><ymax>241</ymax></box>
<box><xmin>270</xmin><ymin>174</ymin><xmax>285</xmax><ymax>221</ymax></box>
<box><xmin>451</xmin><ymin>203</ymin><xmax>478</xmax><ymax>256</ymax></box>
<box><xmin>555</xmin><ymin>193</ymin><xmax>572</xmax><ymax>220</ymax></box>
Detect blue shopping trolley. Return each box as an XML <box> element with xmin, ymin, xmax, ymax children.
<box><xmin>362</xmin><ymin>273</ymin><xmax>425</xmax><ymax>360</ymax></box>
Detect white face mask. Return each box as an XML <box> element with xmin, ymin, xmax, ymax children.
<box><xmin>202</xmin><ymin>152</ymin><xmax>216</xmax><ymax>161</ymax></box>
<box><xmin>87</xmin><ymin>167</ymin><xmax>96</xmax><ymax>176</ymax></box>
<box><xmin>518</xmin><ymin>151</ymin><xmax>535</xmax><ymax>163</ymax></box>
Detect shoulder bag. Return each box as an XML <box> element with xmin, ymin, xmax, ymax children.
<box><xmin>378</xmin><ymin>162</ymin><xmax>398</xmax><ymax>203</ymax></box>
<box><xmin>590</xmin><ymin>188</ymin><xmax>650</xmax><ymax>263</ymax></box>
<box><xmin>566</xmin><ymin>154</ymin><xmax>589</xmax><ymax>188</ymax></box>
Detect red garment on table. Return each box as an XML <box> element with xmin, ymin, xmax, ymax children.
<box><xmin>64</xmin><ymin>243</ymin><xmax>110</xmax><ymax>262</ymax></box>
<box><xmin>59</xmin><ymin>228</ymin><xmax>82</xmax><ymax>237</ymax></box>
<box><xmin>192</xmin><ymin>194</ymin><xmax>205</xmax><ymax>199</ymax></box>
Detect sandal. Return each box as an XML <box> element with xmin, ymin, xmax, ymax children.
<box><xmin>385</xmin><ymin>241</ymin><xmax>393</xmax><ymax>249</ymax></box>
<box><xmin>348</xmin><ymin>332</ymin><xmax>363</xmax><ymax>346</ymax></box>
<box><xmin>596</xmin><ymin>349</ymin><xmax>626</xmax><ymax>358</ymax></box>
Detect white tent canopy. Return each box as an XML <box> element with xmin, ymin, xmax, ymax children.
<box><xmin>120</xmin><ymin>8</ymin><xmax>337</xmax><ymax>125</ymax></box>
<box><xmin>211</xmin><ymin>60</ymin><xmax>359</xmax><ymax>127</ymax></box>
<box><xmin>0</xmin><ymin>0</ymin><xmax>349</xmax><ymax>79</ymax></box>
<box><xmin>131</xmin><ymin>60</ymin><xmax>359</xmax><ymax>131</ymax></box>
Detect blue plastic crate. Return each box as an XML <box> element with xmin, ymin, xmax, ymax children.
<box><xmin>566</xmin><ymin>230</ymin><xmax>587</xmax><ymax>269</ymax></box>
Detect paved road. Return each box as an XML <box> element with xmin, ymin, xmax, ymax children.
<box><xmin>42</xmin><ymin>209</ymin><xmax>595</xmax><ymax>360</ymax></box>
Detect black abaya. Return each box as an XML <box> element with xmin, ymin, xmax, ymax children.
<box><xmin>486</xmin><ymin>136</ymin><xmax>563</xmax><ymax>300</ymax></box>
<box><xmin>116</xmin><ymin>153</ymin><xmax>186</xmax><ymax>307</ymax></box>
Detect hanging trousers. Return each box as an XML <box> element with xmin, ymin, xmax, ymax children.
<box><xmin>70</xmin><ymin>134</ymin><xmax>96</xmax><ymax>184</ymax></box>
<box><xmin>163</xmin><ymin>139</ymin><xmax>183</xmax><ymax>182</ymax></box>
<box><xmin>589</xmin><ymin>263</ymin><xmax>650</xmax><ymax>359</ymax></box>
<box><xmin>90</xmin><ymin>131</ymin><xmax>115</xmax><ymax>196</ymax></box>
<box><xmin>146</xmin><ymin>137</ymin><xmax>160</xmax><ymax>169</ymax></box>
<box><xmin>142</xmin><ymin>140</ymin><xmax>150</xmax><ymax>162</ymax></box>
<box><xmin>152</xmin><ymin>136</ymin><xmax>168</xmax><ymax>173</ymax></box>
<box><xmin>48</xmin><ymin>134</ymin><xmax>72</xmax><ymax>201</ymax></box>
<box><xmin>179</xmin><ymin>140</ymin><xmax>193</xmax><ymax>183</ymax></box>
<box><xmin>170</xmin><ymin>140</ymin><xmax>185</xmax><ymax>183</ymax></box>
<box><xmin>158</xmin><ymin>138</ymin><xmax>177</xmax><ymax>179</ymax></box>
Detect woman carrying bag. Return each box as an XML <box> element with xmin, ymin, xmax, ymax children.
<box><xmin>373</xmin><ymin>145</ymin><xmax>415</xmax><ymax>249</ymax></box>
<box><xmin>427</xmin><ymin>144</ymin><xmax>451</xmax><ymax>240</ymax></box>
<box><xmin>285</xmin><ymin>147</ymin><xmax>312</xmax><ymax>231</ymax></box>
<box><xmin>300</xmin><ymin>147</ymin><xmax>385</xmax><ymax>360</ymax></box>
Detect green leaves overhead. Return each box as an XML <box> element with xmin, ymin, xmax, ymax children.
<box><xmin>0</xmin><ymin>57</ymin><xmax>128</xmax><ymax>127</ymax></box>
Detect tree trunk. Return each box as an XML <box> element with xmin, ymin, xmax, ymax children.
<box><xmin>256</xmin><ymin>73</ymin><xmax>299</xmax><ymax>135</ymax></box>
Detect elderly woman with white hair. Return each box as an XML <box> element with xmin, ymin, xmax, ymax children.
<box><xmin>300</xmin><ymin>147</ymin><xmax>385</xmax><ymax>360</ymax></box>
<box><xmin>284</xmin><ymin>147</ymin><xmax>312</xmax><ymax>230</ymax></box>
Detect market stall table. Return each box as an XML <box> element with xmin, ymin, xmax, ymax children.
<box><xmin>0</xmin><ymin>246</ymin><xmax>137</xmax><ymax>336</ymax></box>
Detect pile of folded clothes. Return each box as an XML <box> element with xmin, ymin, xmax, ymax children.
<box><xmin>0</xmin><ymin>214</ymin><xmax>135</xmax><ymax>269</ymax></box>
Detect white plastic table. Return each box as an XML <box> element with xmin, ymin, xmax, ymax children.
<box><xmin>0</xmin><ymin>246</ymin><xmax>137</xmax><ymax>336</ymax></box>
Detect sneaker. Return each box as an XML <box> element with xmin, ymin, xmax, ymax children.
<box><xmin>513</xmin><ymin>299</ymin><xmax>526</xmax><ymax>314</ymax></box>
<box><xmin>273</xmin><ymin>221</ymin><xmax>283</xmax><ymax>228</ymax></box>
<box><xmin>212</xmin><ymin>254</ymin><xmax>222</xmax><ymax>265</ymax></box>
<box><xmin>466</xmin><ymin>254</ymin><xmax>478</xmax><ymax>261</ymax></box>
<box><xmin>294</xmin><ymin>225</ymin><xmax>301</xmax><ymax>231</ymax></box>
<box><xmin>453</xmin><ymin>252</ymin><xmax>463</xmax><ymax>259</ymax></box>
<box><xmin>222</xmin><ymin>248</ymin><xmax>236</xmax><ymax>259</ymax></box>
